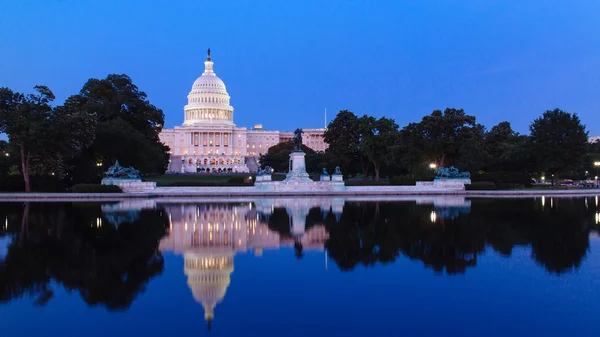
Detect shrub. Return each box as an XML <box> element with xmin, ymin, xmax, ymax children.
<box><xmin>390</xmin><ymin>176</ymin><xmax>416</xmax><ymax>186</ymax></box>
<box><xmin>271</xmin><ymin>174</ymin><xmax>286</xmax><ymax>181</ymax></box>
<box><xmin>166</xmin><ymin>181</ymin><xmax>254</xmax><ymax>187</ymax></box>
<box><xmin>465</xmin><ymin>181</ymin><xmax>497</xmax><ymax>190</ymax></box>
<box><xmin>496</xmin><ymin>183</ymin><xmax>526</xmax><ymax>190</ymax></box>
<box><xmin>472</xmin><ymin>172</ymin><xmax>532</xmax><ymax>187</ymax></box>
<box><xmin>345</xmin><ymin>180</ymin><xmax>390</xmax><ymax>186</ymax></box>
<box><xmin>71</xmin><ymin>184</ymin><xmax>122</xmax><ymax>193</ymax></box>
<box><xmin>227</xmin><ymin>176</ymin><xmax>247</xmax><ymax>184</ymax></box>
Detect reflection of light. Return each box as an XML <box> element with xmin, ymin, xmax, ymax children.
<box><xmin>596</xmin><ymin>212</ymin><xmax>600</xmax><ymax>225</ymax></box>
<box><xmin>596</xmin><ymin>196</ymin><xmax>598</xmax><ymax>207</ymax></box>
<box><xmin>185</xmin><ymin>222</ymin><xmax>188</xmax><ymax>231</ymax></box>
<box><xmin>96</xmin><ymin>218</ymin><xmax>102</xmax><ymax>228</ymax></box>
<box><xmin>4</xmin><ymin>216</ymin><xmax>7</xmax><ymax>230</ymax></box>
<box><xmin>542</xmin><ymin>196</ymin><xmax>545</xmax><ymax>207</ymax></box>
<box><xmin>249</xmin><ymin>203</ymin><xmax>252</xmax><ymax>210</ymax></box>
<box><xmin>551</xmin><ymin>198</ymin><xmax>553</xmax><ymax>208</ymax></box>
<box><xmin>585</xmin><ymin>198</ymin><xmax>588</xmax><ymax>210</ymax></box>
<box><xmin>430</xmin><ymin>211</ymin><xmax>437</xmax><ymax>223</ymax></box>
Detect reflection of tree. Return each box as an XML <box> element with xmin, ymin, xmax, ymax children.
<box><xmin>324</xmin><ymin>198</ymin><xmax>596</xmax><ymax>275</ymax></box>
<box><xmin>0</xmin><ymin>202</ymin><xmax>168</xmax><ymax>308</ymax></box>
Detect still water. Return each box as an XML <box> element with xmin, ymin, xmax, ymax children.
<box><xmin>1</xmin><ymin>196</ymin><xmax>600</xmax><ymax>336</ymax></box>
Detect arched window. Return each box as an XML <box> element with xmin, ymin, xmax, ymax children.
<box><xmin>210</xmin><ymin>158</ymin><xmax>216</xmax><ymax>165</ymax></box>
<box><xmin>226</xmin><ymin>159</ymin><xmax>231</xmax><ymax>165</ymax></box>
<box><xmin>204</xmin><ymin>158</ymin><xmax>208</xmax><ymax>165</ymax></box>
<box><xmin>188</xmin><ymin>159</ymin><xmax>193</xmax><ymax>165</ymax></box>
<box><xmin>219</xmin><ymin>158</ymin><xmax>224</xmax><ymax>165</ymax></box>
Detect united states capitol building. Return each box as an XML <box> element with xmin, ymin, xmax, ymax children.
<box><xmin>159</xmin><ymin>50</ymin><xmax>328</xmax><ymax>173</ymax></box>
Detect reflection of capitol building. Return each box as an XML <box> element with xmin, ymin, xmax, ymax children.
<box><xmin>159</xmin><ymin>201</ymin><xmax>332</xmax><ymax>329</ymax></box>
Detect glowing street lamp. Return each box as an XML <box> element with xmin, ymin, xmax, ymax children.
<box><xmin>429</xmin><ymin>163</ymin><xmax>437</xmax><ymax>169</ymax></box>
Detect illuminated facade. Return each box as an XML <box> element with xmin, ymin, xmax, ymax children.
<box><xmin>159</xmin><ymin>50</ymin><xmax>328</xmax><ymax>173</ymax></box>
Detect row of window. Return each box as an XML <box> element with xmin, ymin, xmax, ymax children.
<box><xmin>185</xmin><ymin>158</ymin><xmax>243</xmax><ymax>165</ymax></box>
<box><xmin>189</xmin><ymin>96</ymin><xmax>228</xmax><ymax>104</ymax></box>
<box><xmin>246</xmin><ymin>143</ymin><xmax>270</xmax><ymax>149</ymax></box>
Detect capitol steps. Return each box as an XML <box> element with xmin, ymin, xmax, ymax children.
<box><xmin>245</xmin><ymin>156</ymin><xmax>259</xmax><ymax>173</ymax></box>
<box><xmin>169</xmin><ymin>155</ymin><xmax>183</xmax><ymax>173</ymax></box>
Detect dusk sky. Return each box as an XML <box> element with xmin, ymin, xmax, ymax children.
<box><xmin>1</xmin><ymin>0</ymin><xmax>599</xmax><ymax>135</ymax></box>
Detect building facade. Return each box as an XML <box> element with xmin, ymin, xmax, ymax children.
<box><xmin>159</xmin><ymin>51</ymin><xmax>328</xmax><ymax>173</ymax></box>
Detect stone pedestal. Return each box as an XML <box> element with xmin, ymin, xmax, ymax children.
<box><xmin>285</xmin><ymin>151</ymin><xmax>312</xmax><ymax>182</ymax></box>
<box><xmin>253</xmin><ymin>151</ymin><xmax>346</xmax><ymax>192</ymax></box>
<box><xmin>433</xmin><ymin>178</ymin><xmax>471</xmax><ymax>190</ymax></box>
<box><xmin>101</xmin><ymin>178</ymin><xmax>156</xmax><ymax>193</ymax></box>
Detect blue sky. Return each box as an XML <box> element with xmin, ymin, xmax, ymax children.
<box><xmin>1</xmin><ymin>0</ymin><xmax>599</xmax><ymax>135</ymax></box>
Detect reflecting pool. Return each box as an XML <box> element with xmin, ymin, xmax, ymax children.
<box><xmin>1</xmin><ymin>196</ymin><xmax>600</xmax><ymax>336</ymax></box>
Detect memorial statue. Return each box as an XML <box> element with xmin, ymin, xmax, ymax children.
<box><xmin>293</xmin><ymin>128</ymin><xmax>304</xmax><ymax>151</ymax></box>
<box><xmin>257</xmin><ymin>167</ymin><xmax>264</xmax><ymax>176</ymax></box>
<box><xmin>322</xmin><ymin>168</ymin><xmax>329</xmax><ymax>175</ymax></box>
<box><xmin>334</xmin><ymin>166</ymin><xmax>342</xmax><ymax>175</ymax></box>
<box><xmin>104</xmin><ymin>160</ymin><xmax>141</xmax><ymax>179</ymax></box>
<box><xmin>264</xmin><ymin>166</ymin><xmax>272</xmax><ymax>174</ymax></box>
<box><xmin>434</xmin><ymin>166</ymin><xmax>470</xmax><ymax>179</ymax></box>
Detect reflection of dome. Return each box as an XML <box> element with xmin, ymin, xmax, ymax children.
<box><xmin>183</xmin><ymin>49</ymin><xmax>234</xmax><ymax>126</ymax></box>
<box><xmin>184</xmin><ymin>248</ymin><xmax>234</xmax><ymax>329</ymax></box>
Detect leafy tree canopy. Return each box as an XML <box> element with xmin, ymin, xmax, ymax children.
<box><xmin>529</xmin><ymin>108</ymin><xmax>588</xmax><ymax>179</ymax></box>
<box><xmin>69</xmin><ymin>74</ymin><xmax>169</xmax><ymax>182</ymax></box>
<box><xmin>0</xmin><ymin>86</ymin><xmax>96</xmax><ymax>191</ymax></box>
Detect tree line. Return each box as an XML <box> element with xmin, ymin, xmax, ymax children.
<box><xmin>263</xmin><ymin>108</ymin><xmax>598</xmax><ymax>184</ymax></box>
<box><xmin>0</xmin><ymin>75</ymin><xmax>169</xmax><ymax>192</ymax></box>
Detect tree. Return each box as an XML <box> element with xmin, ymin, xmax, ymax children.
<box><xmin>529</xmin><ymin>109</ymin><xmax>588</xmax><ymax>182</ymax></box>
<box><xmin>0</xmin><ymin>140</ymin><xmax>15</xmax><ymax>174</ymax></box>
<box><xmin>357</xmin><ymin>116</ymin><xmax>398</xmax><ymax>181</ymax></box>
<box><xmin>324</xmin><ymin>110</ymin><xmax>362</xmax><ymax>177</ymax></box>
<box><xmin>260</xmin><ymin>141</ymin><xmax>329</xmax><ymax>173</ymax></box>
<box><xmin>484</xmin><ymin>121</ymin><xmax>531</xmax><ymax>172</ymax></box>
<box><xmin>69</xmin><ymin>74</ymin><xmax>169</xmax><ymax>183</ymax></box>
<box><xmin>0</xmin><ymin>86</ymin><xmax>53</xmax><ymax>191</ymax></box>
<box><xmin>412</xmin><ymin>108</ymin><xmax>481</xmax><ymax>168</ymax></box>
<box><xmin>0</xmin><ymin>86</ymin><xmax>96</xmax><ymax>191</ymax></box>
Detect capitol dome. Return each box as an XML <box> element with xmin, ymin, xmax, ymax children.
<box><xmin>183</xmin><ymin>49</ymin><xmax>234</xmax><ymax>126</ymax></box>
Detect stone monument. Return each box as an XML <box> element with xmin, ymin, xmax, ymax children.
<box><xmin>253</xmin><ymin>129</ymin><xmax>346</xmax><ymax>192</ymax></box>
<box><xmin>284</xmin><ymin>128</ymin><xmax>312</xmax><ymax>182</ymax></box>
<box><xmin>432</xmin><ymin>166</ymin><xmax>471</xmax><ymax>190</ymax></box>
<box><xmin>101</xmin><ymin>160</ymin><xmax>156</xmax><ymax>193</ymax></box>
